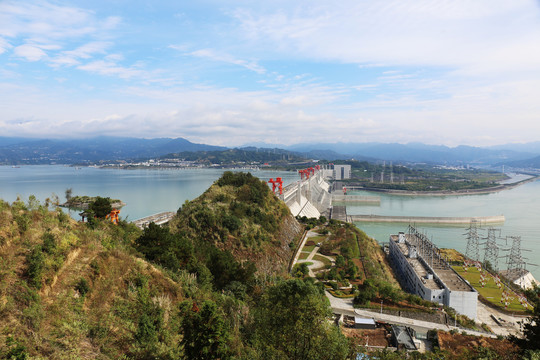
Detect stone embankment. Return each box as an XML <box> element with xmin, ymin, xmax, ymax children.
<box><xmin>348</xmin><ymin>214</ymin><xmax>505</xmax><ymax>225</ymax></box>
<box><xmin>331</xmin><ymin>194</ymin><xmax>380</xmax><ymax>204</ymax></box>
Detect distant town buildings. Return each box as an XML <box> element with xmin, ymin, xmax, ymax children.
<box><xmin>389</xmin><ymin>227</ymin><xmax>478</xmax><ymax>320</ymax></box>
<box><xmin>333</xmin><ymin>164</ymin><xmax>351</xmax><ymax>180</ymax></box>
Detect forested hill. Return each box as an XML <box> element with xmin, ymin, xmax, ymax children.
<box><xmin>168</xmin><ymin>171</ymin><xmax>303</xmax><ymax>275</ymax></box>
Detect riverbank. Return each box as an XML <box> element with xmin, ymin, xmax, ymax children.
<box><xmin>347</xmin><ymin>176</ymin><xmax>539</xmax><ymax>197</ymax></box>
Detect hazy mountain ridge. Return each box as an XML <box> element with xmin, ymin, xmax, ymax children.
<box><xmin>2</xmin><ymin>136</ymin><xmax>540</xmax><ymax>166</ymax></box>
<box><xmin>0</xmin><ymin>136</ymin><xmax>227</xmax><ymax>164</ymax></box>
<box><xmin>498</xmin><ymin>155</ymin><xmax>540</xmax><ymax>169</ymax></box>
<box><xmin>281</xmin><ymin>142</ymin><xmax>537</xmax><ymax>165</ymax></box>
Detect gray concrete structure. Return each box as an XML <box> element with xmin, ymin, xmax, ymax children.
<box><xmin>333</xmin><ymin>164</ymin><xmax>351</xmax><ymax>180</ymax></box>
<box><xmin>389</xmin><ymin>227</ymin><xmax>478</xmax><ymax>320</ymax></box>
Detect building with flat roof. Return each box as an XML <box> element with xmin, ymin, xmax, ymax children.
<box><xmin>333</xmin><ymin>164</ymin><xmax>351</xmax><ymax>180</ymax></box>
<box><xmin>389</xmin><ymin>226</ymin><xmax>478</xmax><ymax>320</ymax></box>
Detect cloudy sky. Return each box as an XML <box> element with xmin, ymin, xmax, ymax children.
<box><xmin>1</xmin><ymin>0</ymin><xmax>540</xmax><ymax>147</ymax></box>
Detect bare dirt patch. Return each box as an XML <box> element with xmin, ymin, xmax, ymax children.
<box><xmin>437</xmin><ymin>331</ymin><xmax>520</xmax><ymax>359</ymax></box>
<box><xmin>342</xmin><ymin>327</ymin><xmax>391</xmax><ymax>348</ymax></box>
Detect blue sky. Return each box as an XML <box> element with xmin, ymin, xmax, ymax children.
<box><xmin>1</xmin><ymin>0</ymin><xmax>540</xmax><ymax>147</ymax></box>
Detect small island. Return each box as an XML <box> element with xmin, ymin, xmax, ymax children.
<box><xmin>60</xmin><ymin>195</ymin><xmax>125</xmax><ymax>211</ymax></box>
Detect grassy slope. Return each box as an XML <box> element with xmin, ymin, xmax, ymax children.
<box><xmin>0</xmin><ymin>199</ymin><xmax>190</xmax><ymax>358</ymax></box>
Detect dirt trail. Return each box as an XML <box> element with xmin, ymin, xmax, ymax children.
<box><xmin>41</xmin><ymin>246</ymin><xmax>98</xmax><ymax>302</ymax></box>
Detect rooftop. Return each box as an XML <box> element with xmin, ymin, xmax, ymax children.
<box><xmin>390</xmin><ymin>233</ymin><xmax>474</xmax><ymax>292</ymax></box>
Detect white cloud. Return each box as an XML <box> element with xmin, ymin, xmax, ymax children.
<box><xmin>233</xmin><ymin>0</ymin><xmax>540</xmax><ymax>73</ymax></box>
<box><xmin>187</xmin><ymin>48</ymin><xmax>266</xmax><ymax>74</ymax></box>
<box><xmin>13</xmin><ymin>44</ymin><xmax>47</xmax><ymax>61</ymax></box>
<box><xmin>64</xmin><ymin>41</ymin><xmax>111</xmax><ymax>59</ymax></box>
<box><xmin>77</xmin><ymin>60</ymin><xmax>144</xmax><ymax>79</ymax></box>
<box><xmin>0</xmin><ymin>37</ymin><xmax>12</xmax><ymax>54</ymax></box>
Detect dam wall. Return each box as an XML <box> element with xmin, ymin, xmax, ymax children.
<box><xmin>283</xmin><ymin>171</ymin><xmax>329</xmax><ymax>218</ymax></box>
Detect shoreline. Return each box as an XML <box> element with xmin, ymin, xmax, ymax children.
<box><xmin>345</xmin><ymin>176</ymin><xmax>539</xmax><ymax>197</ymax></box>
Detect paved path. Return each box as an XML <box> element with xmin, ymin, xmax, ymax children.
<box><xmin>475</xmin><ymin>301</ymin><xmax>523</xmax><ymax>336</ymax></box>
<box><xmin>325</xmin><ymin>293</ymin><xmax>498</xmax><ymax>338</ymax></box>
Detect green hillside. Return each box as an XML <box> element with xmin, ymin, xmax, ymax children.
<box><xmin>0</xmin><ymin>172</ymin><xmax>351</xmax><ymax>359</ymax></box>
<box><xmin>168</xmin><ymin>171</ymin><xmax>302</xmax><ymax>276</ymax></box>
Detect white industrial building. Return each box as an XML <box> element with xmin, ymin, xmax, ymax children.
<box><xmin>389</xmin><ymin>227</ymin><xmax>478</xmax><ymax>320</ymax></box>
<box><xmin>333</xmin><ymin>164</ymin><xmax>351</xmax><ymax>180</ymax></box>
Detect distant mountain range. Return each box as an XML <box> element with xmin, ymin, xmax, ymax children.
<box><xmin>2</xmin><ymin>136</ymin><xmax>540</xmax><ymax>168</ymax></box>
<box><xmin>246</xmin><ymin>141</ymin><xmax>539</xmax><ymax>166</ymax></box>
<box><xmin>497</xmin><ymin>155</ymin><xmax>540</xmax><ymax>169</ymax></box>
<box><xmin>0</xmin><ymin>136</ymin><xmax>226</xmax><ymax>164</ymax></box>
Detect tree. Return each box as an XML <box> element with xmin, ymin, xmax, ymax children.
<box><xmin>206</xmin><ymin>248</ymin><xmax>256</xmax><ymax>291</ymax></box>
<box><xmin>135</xmin><ymin>222</ymin><xmax>194</xmax><ymax>271</ymax></box>
<box><xmin>354</xmin><ymin>280</ymin><xmax>377</xmax><ymax>306</ymax></box>
<box><xmin>252</xmin><ymin>279</ymin><xmax>349</xmax><ymax>360</ymax></box>
<box><xmin>65</xmin><ymin>188</ymin><xmax>73</xmax><ymax>202</ymax></box>
<box><xmin>293</xmin><ymin>262</ymin><xmax>309</xmax><ymax>278</ymax></box>
<box><xmin>511</xmin><ymin>297</ymin><xmax>540</xmax><ymax>352</ymax></box>
<box><xmin>89</xmin><ymin>196</ymin><xmax>112</xmax><ymax>218</ymax></box>
<box><xmin>180</xmin><ymin>300</ymin><xmax>230</xmax><ymax>360</ymax></box>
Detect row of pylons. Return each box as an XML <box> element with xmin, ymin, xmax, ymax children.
<box><xmin>464</xmin><ymin>220</ymin><xmax>535</xmax><ymax>277</ymax></box>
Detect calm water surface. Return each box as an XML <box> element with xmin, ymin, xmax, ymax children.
<box><xmin>348</xmin><ymin>180</ymin><xmax>540</xmax><ymax>279</ymax></box>
<box><xmin>0</xmin><ymin>166</ymin><xmax>299</xmax><ymax>221</ymax></box>
<box><xmin>1</xmin><ymin>166</ymin><xmax>539</xmax><ymax>279</ymax></box>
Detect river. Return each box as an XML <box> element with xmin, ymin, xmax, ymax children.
<box><xmin>348</xmin><ymin>179</ymin><xmax>540</xmax><ymax>280</ymax></box>
<box><xmin>1</xmin><ymin>165</ymin><xmax>539</xmax><ymax>279</ymax></box>
<box><xmin>0</xmin><ymin>166</ymin><xmax>299</xmax><ymax>221</ymax></box>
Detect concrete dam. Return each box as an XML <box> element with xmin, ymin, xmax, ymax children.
<box><xmin>281</xmin><ymin>168</ymin><xmax>505</xmax><ymax>225</ymax></box>
<box><xmin>280</xmin><ymin>169</ymin><xmax>381</xmax><ymax>218</ymax></box>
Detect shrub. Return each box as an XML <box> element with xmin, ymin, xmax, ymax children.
<box><xmin>90</xmin><ymin>197</ymin><xmax>112</xmax><ymax>218</ymax></box>
<box><xmin>3</xmin><ymin>336</ymin><xmax>29</xmax><ymax>360</ymax></box>
<box><xmin>26</xmin><ymin>246</ymin><xmax>44</xmax><ymax>289</ymax></box>
<box><xmin>75</xmin><ymin>278</ymin><xmax>90</xmax><ymax>297</ymax></box>
<box><xmin>42</xmin><ymin>232</ymin><xmax>57</xmax><ymax>254</ymax></box>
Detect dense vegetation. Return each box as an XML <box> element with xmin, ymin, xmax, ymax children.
<box><xmin>168</xmin><ymin>171</ymin><xmax>299</xmax><ymax>275</ymax></box>
<box><xmin>0</xmin><ymin>172</ymin><xmax>352</xmax><ymax>359</ymax></box>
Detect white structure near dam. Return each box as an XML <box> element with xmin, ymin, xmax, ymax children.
<box><xmin>389</xmin><ymin>228</ymin><xmax>478</xmax><ymax>320</ymax></box>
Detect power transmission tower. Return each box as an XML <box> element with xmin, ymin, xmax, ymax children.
<box><xmin>506</xmin><ymin>236</ymin><xmax>526</xmax><ymax>279</ymax></box>
<box><xmin>465</xmin><ymin>220</ymin><xmax>481</xmax><ymax>262</ymax></box>
<box><xmin>483</xmin><ymin>228</ymin><xmax>501</xmax><ymax>271</ymax></box>
<box><xmin>390</xmin><ymin>161</ymin><xmax>394</xmax><ymax>184</ymax></box>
